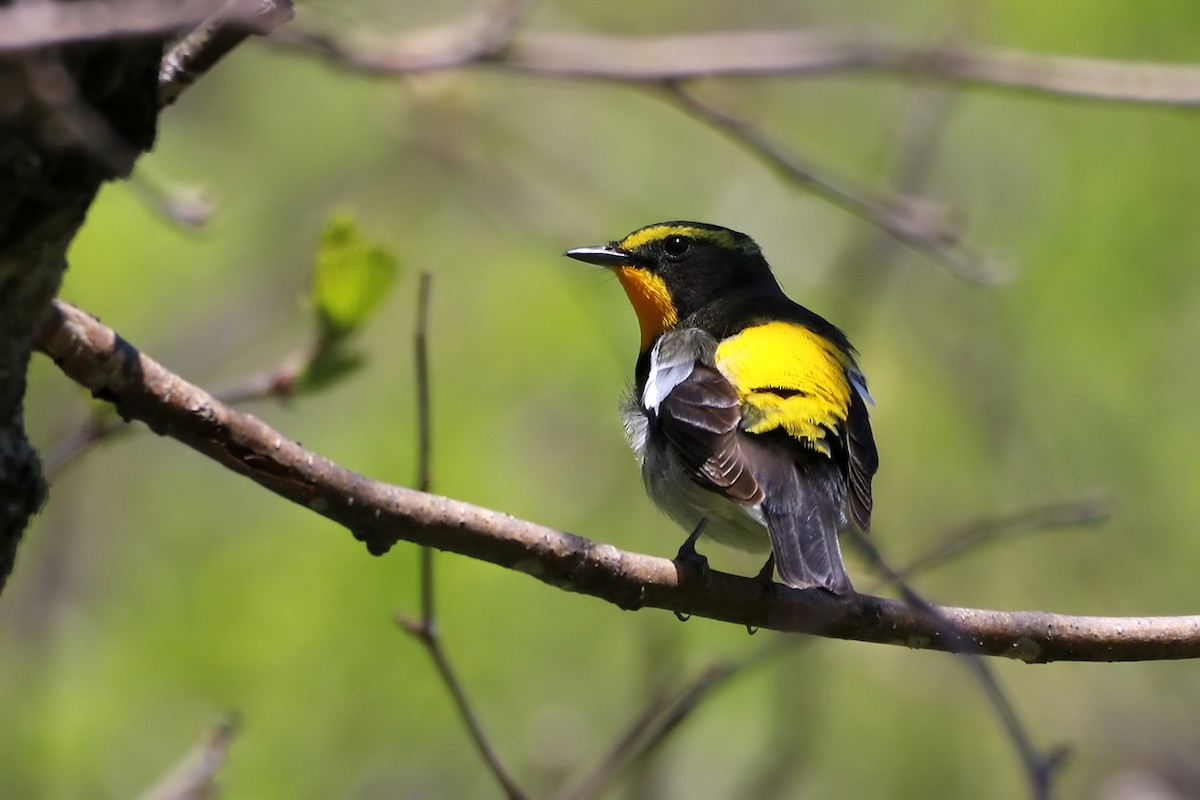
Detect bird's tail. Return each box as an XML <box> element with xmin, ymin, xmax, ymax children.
<box><xmin>760</xmin><ymin>460</ymin><xmax>853</xmax><ymax>595</ymax></box>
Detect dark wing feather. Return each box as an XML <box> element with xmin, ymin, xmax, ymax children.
<box><xmin>657</xmin><ymin>364</ymin><xmax>763</xmax><ymax>505</ymax></box>
<box><xmin>656</xmin><ymin>362</ymin><xmax>854</xmax><ymax>594</ymax></box>
<box><xmin>755</xmin><ymin>450</ymin><xmax>853</xmax><ymax>595</ymax></box>
<box><xmin>843</xmin><ymin>387</ymin><xmax>878</xmax><ymax>531</ymax></box>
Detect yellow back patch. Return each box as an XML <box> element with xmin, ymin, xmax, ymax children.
<box><xmin>616</xmin><ymin>266</ymin><xmax>679</xmax><ymax>349</ymax></box>
<box><xmin>714</xmin><ymin>322</ymin><xmax>852</xmax><ymax>454</ymax></box>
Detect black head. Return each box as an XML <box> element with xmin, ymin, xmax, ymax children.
<box><xmin>565</xmin><ymin>221</ymin><xmax>779</xmax><ymax>346</ymax></box>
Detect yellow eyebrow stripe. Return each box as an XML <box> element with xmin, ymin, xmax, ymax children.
<box><xmin>714</xmin><ymin>322</ymin><xmax>852</xmax><ymax>455</ymax></box>
<box><xmin>618</xmin><ymin>224</ymin><xmax>741</xmax><ymax>252</ymax></box>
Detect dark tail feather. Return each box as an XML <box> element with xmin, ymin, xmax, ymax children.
<box><xmin>760</xmin><ymin>462</ymin><xmax>853</xmax><ymax>595</ymax></box>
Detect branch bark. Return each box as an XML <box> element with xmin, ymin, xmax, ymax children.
<box><xmin>272</xmin><ymin>26</ymin><xmax>1200</xmax><ymax>107</ymax></box>
<box><xmin>5</xmin><ymin>7</ymin><xmax>1200</xmax><ymax>107</ymax></box>
<box><xmin>35</xmin><ymin>299</ymin><xmax>1200</xmax><ymax>664</ymax></box>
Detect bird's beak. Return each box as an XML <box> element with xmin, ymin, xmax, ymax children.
<box><xmin>564</xmin><ymin>244</ymin><xmax>634</xmax><ymax>268</ymax></box>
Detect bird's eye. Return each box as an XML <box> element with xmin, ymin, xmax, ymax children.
<box><xmin>662</xmin><ymin>235</ymin><xmax>692</xmax><ymax>259</ymax></box>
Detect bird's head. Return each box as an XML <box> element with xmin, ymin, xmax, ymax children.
<box><xmin>566</xmin><ymin>221</ymin><xmax>777</xmax><ymax>350</ymax></box>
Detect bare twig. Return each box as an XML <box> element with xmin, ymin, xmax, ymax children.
<box><xmin>136</xmin><ymin>715</ymin><xmax>239</xmax><ymax>800</ymax></box>
<box><xmin>35</xmin><ymin>299</ymin><xmax>1200</xmax><ymax>662</ymax></box>
<box><xmin>394</xmin><ymin>274</ymin><xmax>528</xmax><ymax>800</ymax></box>
<box><xmin>558</xmin><ymin>658</ymin><xmax>749</xmax><ymax>800</ymax></box>
<box><xmin>887</xmin><ymin>494</ymin><xmax>1112</xmax><ymax>584</ymax></box>
<box><xmin>827</xmin><ymin>83</ymin><xmax>963</xmax><ymax>317</ymax></box>
<box><xmin>849</xmin><ymin>528</ymin><xmax>1068</xmax><ymax>799</ymax></box>
<box><xmin>658</xmin><ymin>82</ymin><xmax>998</xmax><ymax>283</ymax></box>
<box><xmin>414</xmin><ymin>270</ymin><xmax>435</xmax><ymax>623</ymax></box>
<box><xmin>159</xmin><ymin>0</ymin><xmax>294</xmax><ymax>106</ymax></box>
<box><xmin>127</xmin><ymin>171</ymin><xmax>216</xmax><ymax>228</ymax></box>
<box><xmin>395</xmin><ymin>614</ymin><xmax>529</xmax><ymax>800</ymax></box>
<box><xmin>567</xmin><ymin>488</ymin><xmax>1102</xmax><ymax>799</ymax></box>
<box><xmin>414</xmin><ymin>272</ymin><xmax>433</xmax><ymax>497</ymax></box>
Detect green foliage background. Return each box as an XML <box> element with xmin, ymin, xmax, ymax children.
<box><xmin>6</xmin><ymin>1</ymin><xmax>1200</xmax><ymax>797</ymax></box>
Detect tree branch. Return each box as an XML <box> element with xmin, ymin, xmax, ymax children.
<box><xmin>849</xmin><ymin>527</ymin><xmax>1066</xmax><ymax>799</ymax></box>
<box><xmin>657</xmin><ymin>82</ymin><xmax>997</xmax><ymax>283</ymax></box>
<box><xmin>136</xmin><ymin>715</ymin><xmax>239</xmax><ymax>800</ymax></box>
<box><xmin>35</xmin><ymin>299</ymin><xmax>1200</xmax><ymax>663</ymax></box>
<box><xmin>6</xmin><ymin>6</ymin><xmax>1200</xmax><ymax>105</ymax></box>
<box><xmin>268</xmin><ymin>25</ymin><xmax>1200</xmax><ymax>107</ymax></box>
<box><xmin>0</xmin><ymin>0</ymin><xmax>268</xmax><ymax>51</ymax></box>
<box><xmin>159</xmin><ymin>0</ymin><xmax>294</xmax><ymax>106</ymax></box>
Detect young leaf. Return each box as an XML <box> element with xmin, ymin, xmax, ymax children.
<box><xmin>311</xmin><ymin>214</ymin><xmax>398</xmax><ymax>342</ymax></box>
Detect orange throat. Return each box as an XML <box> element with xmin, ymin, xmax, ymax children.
<box><xmin>615</xmin><ymin>266</ymin><xmax>678</xmax><ymax>349</ymax></box>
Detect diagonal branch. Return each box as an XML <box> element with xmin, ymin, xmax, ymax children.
<box><xmin>849</xmin><ymin>528</ymin><xmax>1067</xmax><ymax>799</ymax></box>
<box><xmin>136</xmin><ymin>715</ymin><xmax>239</xmax><ymax>800</ymax></box>
<box><xmin>35</xmin><ymin>299</ymin><xmax>1200</xmax><ymax>663</ymax></box>
<box><xmin>658</xmin><ymin>82</ymin><xmax>997</xmax><ymax>283</ymax></box>
<box><xmin>159</xmin><ymin>0</ymin><xmax>295</xmax><ymax>106</ymax></box>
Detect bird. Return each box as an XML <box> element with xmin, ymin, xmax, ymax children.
<box><xmin>565</xmin><ymin>221</ymin><xmax>878</xmax><ymax>595</ymax></box>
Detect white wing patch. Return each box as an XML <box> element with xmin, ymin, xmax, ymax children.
<box><xmin>642</xmin><ymin>345</ymin><xmax>696</xmax><ymax>412</ymax></box>
<box><xmin>641</xmin><ymin>327</ymin><xmax>719</xmax><ymax>413</ymax></box>
<box><xmin>848</xmin><ymin>366</ymin><xmax>875</xmax><ymax>406</ymax></box>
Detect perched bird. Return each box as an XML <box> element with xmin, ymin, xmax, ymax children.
<box><xmin>566</xmin><ymin>221</ymin><xmax>878</xmax><ymax>594</ymax></box>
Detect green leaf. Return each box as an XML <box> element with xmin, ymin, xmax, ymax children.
<box><xmin>296</xmin><ymin>346</ymin><xmax>365</xmax><ymax>393</ymax></box>
<box><xmin>310</xmin><ymin>213</ymin><xmax>397</xmax><ymax>342</ymax></box>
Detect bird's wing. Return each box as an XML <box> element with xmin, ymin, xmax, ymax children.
<box><xmin>843</xmin><ymin>379</ymin><xmax>878</xmax><ymax>531</ymax></box>
<box><xmin>656</xmin><ymin>361</ymin><xmax>765</xmax><ymax>505</ymax></box>
<box><xmin>644</xmin><ymin>328</ymin><xmax>763</xmax><ymax>504</ymax></box>
<box><xmin>646</xmin><ymin>327</ymin><xmax>855</xmax><ymax>593</ymax></box>
<box><xmin>714</xmin><ymin>321</ymin><xmax>876</xmax><ymax>530</ymax></box>
<box><xmin>655</xmin><ymin>359</ymin><xmax>853</xmax><ymax>594</ymax></box>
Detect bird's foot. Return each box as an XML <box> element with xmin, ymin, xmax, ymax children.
<box><xmin>672</xmin><ymin>519</ymin><xmax>711</xmax><ymax>622</ymax></box>
<box><xmin>753</xmin><ymin>553</ymin><xmax>776</xmax><ymax>586</ymax></box>
<box><xmin>744</xmin><ymin>554</ymin><xmax>778</xmax><ymax>634</ymax></box>
<box><xmin>673</xmin><ymin>519</ymin><xmax>711</xmax><ymax>576</ymax></box>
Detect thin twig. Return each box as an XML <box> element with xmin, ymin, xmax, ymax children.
<box><xmin>568</xmin><ymin>486</ymin><xmax>1102</xmax><ymax>798</ymax></box>
<box><xmin>395</xmin><ymin>274</ymin><xmax>528</xmax><ymax>800</ymax></box>
<box><xmin>396</xmin><ymin>618</ymin><xmax>528</xmax><ymax>796</ymax></box>
<box><xmin>827</xmin><ymin>83</ymin><xmax>963</xmax><ymax>318</ymax></box>
<box><xmin>558</xmin><ymin>649</ymin><xmax>792</xmax><ymax>800</ymax></box>
<box><xmin>159</xmin><ymin>0</ymin><xmax>295</xmax><ymax>106</ymax></box>
<box><xmin>886</xmin><ymin>494</ymin><xmax>1112</xmax><ymax>585</ymax></box>
<box><xmin>659</xmin><ymin>82</ymin><xmax>999</xmax><ymax>283</ymax></box>
<box><xmin>136</xmin><ymin>715</ymin><xmax>239</xmax><ymax>800</ymax></box>
<box><xmin>126</xmin><ymin>171</ymin><xmax>216</xmax><ymax>229</ymax></box>
<box><xmin>849</xmin><ymin>528</ymin><xmax>1068</xmax><ymax>800</ymax></box>
<box><xmin>556</xmin><ymin>664</ymin><xmax>734</xmax><ymax>800</ymax></box>
<box><xmin>35</xmin><ymin>299</ymin><xmax>1200</xmax><ymax>662</ymax></box>
<box><xmin>395</xmin><ymin>614</ymin><xmax>529</xmax><ymax>800</ymax></box>
<box><xmin>415</xmin><ymin>272</ymin><xmax>433</xmax><ymax>497</ymax></box>
<box><xmin>414</xmin><ymin>271</ymin><xmax>435</xmax><ymax>621</ymax></box>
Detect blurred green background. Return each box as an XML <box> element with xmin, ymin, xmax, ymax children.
<box><xmin>6</xmin><ymin>0</ymin><xmax>1200</xmax><ymax>797</ymax></box>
